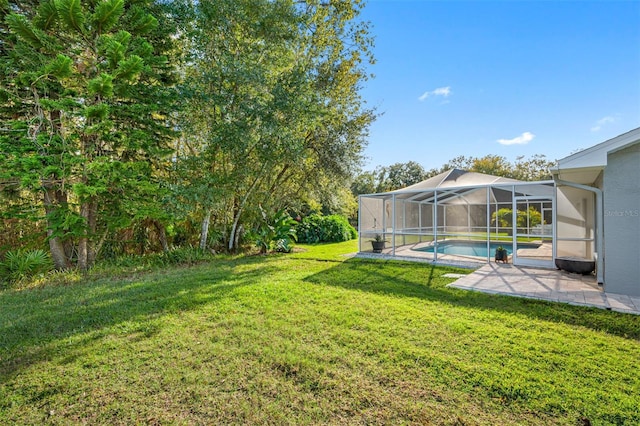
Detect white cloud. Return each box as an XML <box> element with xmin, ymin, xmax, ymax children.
<box><xmin>590</xmin><ymin>115</ymin><xmax>617</xmax><ymax>132</ymax></box>
<box><xmin>418</xmin><ymin>86</ymin><xmax>451</xmax><ymax>101</ymax></box>
<box><xmin>497</xmin><ymin>132</ymin><xmax>535</xmax><ymax>146</ymax></box>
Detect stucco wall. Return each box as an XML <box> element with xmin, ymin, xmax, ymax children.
<box><xmin>603</xmin><ymin>142</ymin><xmax>640</xmax><ymax>296</ymax></box>
<box><xmin>556</xmin><ymin>186</ymin><xmax>595</xmax><ymax>259</ymax></box>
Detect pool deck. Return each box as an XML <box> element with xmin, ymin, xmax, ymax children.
<box><xmin>355</xmin><ymin>245</ymin><xmax>640</xmax><ymax>315</ymax></box>
<box><xmin>448</xmin><ymin>263</ymin><xmax>640</xmax><ymax>315</ymax></box>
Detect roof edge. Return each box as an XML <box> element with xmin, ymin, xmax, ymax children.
<box><xmin>557</xmin><ymin>127</ymin><xmax>640</xmax><ymax>169</ymax></box>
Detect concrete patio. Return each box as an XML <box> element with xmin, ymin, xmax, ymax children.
<box><xmin>355</xmin><ymin>250</ymin><xmax>640</xmax><ymax>315</ymax></box>
<box><xmin>447</xmin><ymin>262</ymin><xmax>640</xmax><ymax>315</ymax></box>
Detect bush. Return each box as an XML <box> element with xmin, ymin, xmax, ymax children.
<box><xmin>296</xmin><ymin>214</ymin><xmax>357</xmax><ymax>243</ymax></box>
<box><xmin>249</xmin><ymin>209</ymin><xmax>297</xmax><ymax>254</ymax></box>
<box><xmin>0</xmin><ymin>249</ymin><xmax>51</xmax><ymax>283</ymax></box>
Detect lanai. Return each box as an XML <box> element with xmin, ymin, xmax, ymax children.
<box><xmin>358</xmin><ymin>169</ymin><xmax>557</xmax><ymax>268</ymax></box>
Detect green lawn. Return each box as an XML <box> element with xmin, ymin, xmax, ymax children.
<box><xmin>1</xmin><ymin>241</ymin><xmax>639</xmax><ymax>425</ymax></box>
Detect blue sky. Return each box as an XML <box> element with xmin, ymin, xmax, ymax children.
<box><xmin>358</xmin><ymin>0</ymin><xmax>640</xmax><ymax>171</ymax></box>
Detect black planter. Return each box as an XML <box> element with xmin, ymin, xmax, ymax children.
<box><xmin>495</xmin><ymin>249</ymin><xmax>508</xmax><ymax>263</ymax></box>
<box><xmin>371</xmin><ymin>241</ymin><xmax>385</xmax><ymax>253</ymax></box>
<box><xmin>555</xmin><ymin>257</ymin><xmax>595</xmax><ymax>275</ymax></box>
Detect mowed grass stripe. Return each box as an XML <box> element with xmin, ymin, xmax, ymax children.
<box><xmin>1</xmin><ymin>241</ymin><xmax>638</xmax><ymax>424</ymax></box>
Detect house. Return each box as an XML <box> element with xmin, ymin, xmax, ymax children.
<box><xmin>358</xmin><ymin>127</ymin><xmax>640</xmax><ymax>298</ymax></box>
<box><xmin>552</xmin><ymin>127</ymin><xmax>640</xmax><ymax>297</ymax></box>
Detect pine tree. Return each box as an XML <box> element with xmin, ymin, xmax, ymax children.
<box><xmin>0</xmin><ymin>0</ymin><xmax>178</xmax><ymax>269</ymax></box>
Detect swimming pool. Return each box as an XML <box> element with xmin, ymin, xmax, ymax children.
<box><xmin>413</xmin><ymin>240</ymin><xmax>540</xmax><ymax>258</ymax></box>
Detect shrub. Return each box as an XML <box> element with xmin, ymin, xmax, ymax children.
<box><xmin>250</xmin><ymin>209</ymin><xmax>298</xmax><ymax>254</ymax></box>
<box><xmin>0</xmin><ymin>249</ymin><xmax>51</xmax><ymax>283</ymax></box>
<box><xmin>296</xmin><ymin>214</ymin><xmax>357</xmax><ymax>243</ymax></box>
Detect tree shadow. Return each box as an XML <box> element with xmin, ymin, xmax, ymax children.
<box><xmin>0</xmin><ymin>255</ymin><xmax>282</xmax><ymax>380</ymax></box>
<box><xmin>302</xmin><ymin>257</ymin><xmax>640</xmax><ymax>340</ymax></box>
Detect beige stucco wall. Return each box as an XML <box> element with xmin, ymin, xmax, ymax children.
<box><xmin>603</xmin><ymin>142</ymin><xmax>640</xmax><ymax>296</ymax></box>
<box><xmin>556</xmin><ymin>186</ymin><xmax>595</xmax><ymax>259</ymax></box>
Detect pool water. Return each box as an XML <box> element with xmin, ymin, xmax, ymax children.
<box><xmin>413</xmin><ymin>241</ymin><xmax>539</xmax><ymax>258</ymax></box>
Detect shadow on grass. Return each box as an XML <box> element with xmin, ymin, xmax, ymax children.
<box><xmin>302</xmin><ymin>257</ymin><xmax>640</xmax><ymax>340</ymax></box>
<box><xmin>0</xmin><ymin>255</ymin><xmax>282</xmax><ymax>380</ymax></box>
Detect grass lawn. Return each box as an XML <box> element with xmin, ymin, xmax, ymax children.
<box><xmin>1</xmin><ymin>241</ymin><xmax>639</xmax><ymax>425</ymax></box>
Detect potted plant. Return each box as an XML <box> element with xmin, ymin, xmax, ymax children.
<box><xmin>371</xmin><ymin>234</ymin><xmax>386</xmax><ymax>253</ymax></box>
<box><xmin>495</xmin><ymin>245</ymin><xmax>508</xmax><ymax>263</ymax></box>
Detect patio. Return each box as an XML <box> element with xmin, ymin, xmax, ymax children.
<box><xmin>354</xmin><ymin>252</ymin><xmax>640</xmax><ymax>315</ymax></box>
<box><xmin>448</xmin><ymin>263</ymin><xmax>640</xmax><ymax>315</ymax></box>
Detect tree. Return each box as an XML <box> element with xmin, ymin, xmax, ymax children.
<box><xmin>423</xmin><ymin>154</ymin><xmax>556</xmax><ymax>182</ymax></box>
<box><xmin>512</xmin><ymin>154</ymin><xmax>555</xmax><ymax>181</ymax></box>
<box><xmin>375</xmin><ymin>161</ymin><xmax>427</xmax><ymax>192</ymax></box>
<box><xmin>350</xmin><ymin>170</ymin><xmax>377</xmax><ymax>195</ymax></box>
<box><xmin>175</xmin><ymin>0</ymin><xmax>375</xmax><ymax>251</ymax></box>
<box><xmin>354</xmin><ymin>154</ymin><xmax>559</xmax><ymax>211</ymax></box>
<box><xmin>470</xmin><ymin>155</ymin><xmax>511</xmax><ymax>177</ymax></box>
<box><xmin>0</xmin><ymin>0</ymin><xmax>178</xmax><ymax>269</ymax></box>
<box><xmin>492</xmin><ymin>206</ymin><xmax>542</xmax><ymax>229</ymax></box>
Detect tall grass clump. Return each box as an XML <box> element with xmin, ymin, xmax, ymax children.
<box><xmin>97</xmin><ymin>246</ymin><xmax>216</xmax><ymax>270</ymax></box>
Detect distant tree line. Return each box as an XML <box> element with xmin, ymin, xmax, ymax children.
<box><xmin>350</xmin><ymin>154</ymin><xmax>556</xmax><ymax>195</ymax></box>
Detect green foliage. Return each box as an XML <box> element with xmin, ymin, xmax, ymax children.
<box><xmin>88</xmin><ymin>73</ymin><xmax>114</xmax><ymax>97</ymax></box>
<box><xmin>1</xmin><ymin>0</ymin><xmax>179</xmax><ymax>269</ymax></box>
<box><xmin>2</xmin><ymin>0</ymin><xmax>374</xmax><ymax>262</ymax></box>
<box><xmin>375</xmin><ymin>161</ymin><xmax>427</xmax><ymax>192</ymax></box>
<box><xmin>55</xmin><ymin>0</ymin><xmax>85</xmax><ymax>33</ymax></box>
<box><xmin>250</xmin><ymin>208</ymin><xmax>297</xmax><ymax>254</ymax></box>
<box><xmin>158</xmin><ymin>247</ymin><xmax>213</xmax><ymax>265</ymax></box>
<box><xmin>492</xmin><ymin>208</ymin><xmax>513</xmax><ymax>228</ymax></box>
<box><xmin>175</xmin><ymin>0</ymin><xmax>375</xmax><ymax>252</ymax></box>
<box><xmin>35</xmin><ymin>1</ymin><xmax>59</xmax><ymax>31</ymax></box>
<box><xmin>0</xmin><ymin>249</ymin><xmax>51</xmax><ymax>283</ymax></box>
<box><xmin>98</xmin><ymin>246</ymin><xmax>214</xmax><ymax>270</ymax></box>
<box><xmin>92</xmin><ymin>0</ymin><xmax>124</xmax><ymax>33</ymax></box>
<box><xmin>354</xmin><ymin>154</ymin><xmax>558</xmax><ymax>198</ymax></box>
<box><xmin>45</xmin><ymin>54</ymin><xmax>73</xmax><ymax>78</ymax></box>
<box><xmin>114</xmin><ymin>55</ymin><xmax>143</xmax><ymax>80</ymax></box>
<box><xmin>492</xmin><ymin>207</ymin><xmax>543</xmax><ymax>228</ymax></box>
<box><xmin>5</xmin><ymin>13</ymin><xmax>44</xmax><ymax>48</ymax></box>
<box><xmin>296</xmin><ymin>213</ymin><xmax>357</xmax><ymax>244</ymax></box>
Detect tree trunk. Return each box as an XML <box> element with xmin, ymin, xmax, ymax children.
<box><xmin>94</xmin><ymin>228</ymin><xmax>109</xmax><ymax>259</ymax></box>
<box><xmin>77</xmin><ymin>198</ymin><xmax>96</xmax><ymax>271</ymax></box>
<box><xmin>234</xmin><ymin>224</ymin><xmax>243</xmax><ymax>251</ymax></box>
<box><xmin>47</xmin><ymin>230</ymin><xmax>69</xmax><ymax>270</ymax></box>
<box><xmin>87</xmin><ymin>198</ymin><xmax>98</xmax><ymax>266</ymax></box>
<box><xmin>43</xmin><ymin>109</ymin><xmax>71</xmax><ymax>269</ymax></box>
<box><xmin>228</xmin><ymin>164</ymin><xmax>268</xmax><ymax>251</ymax></box>
<box><xmin>43</xmin><ymin>189</ymin><xmax>70</xmax><ymax>269</ymax></box>
<box><xmin>87</xmin><ymin>199</ymin><xmax>97</xmax><ymax>265</ymax></box>
<box><xmin>200</xmin><ymin>209</ymin><xmax>212</xmax><ymax>250</ymax></box>
<box><xmin>77</xmin><ymin>204</ymin><xmax>89</xmax><ymax>271</ymax></box>
<box><xmin>54</xmin><ymin>188</ymin><xmax>74</xmax><ymax>261</ymax></box>
<box><xmin>154</xmin><ymin>220</ymin><xmax>169</xmax><ymax>252</ymax></box>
